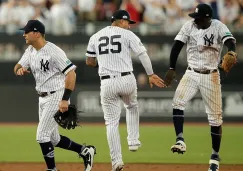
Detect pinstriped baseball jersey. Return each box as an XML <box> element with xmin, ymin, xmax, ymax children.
<box><xmin>175</xmin><ymin>19</ymin><xmax>235</xmax><ymax>70</ymax></box>
<box><xmin>86</xmin><ymin>26</ymin><xmax>146</xmax><ymax>76</ymax></box>
<box><xmin>18</xmin><ymin>41</ymin><xmax>76</xmax><ymax>92</ymax></box>
<box><xmin>86</xmin><ymin>25</ymin><xmax>143</xmax><ymax>167</ymax></box>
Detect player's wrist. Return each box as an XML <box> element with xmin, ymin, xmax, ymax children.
<box><xmin>62</xmin><ymin>88</ymin><xmax>72</xmax><ymax>100</ymax></box>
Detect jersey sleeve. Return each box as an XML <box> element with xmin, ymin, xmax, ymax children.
<box><xmin>53</xmin><ymin>48</ymin><xmax>76</xmax><ymax>75</ymax></box>
<box><xmin>85</xmin><ymin>35</ymin><xmax>96</xmax><ymax>57</ymax></box>
<box><xmin>218</xmin><ymin>22</ymin><xmax>235</xmax><ymax>43</ymax></box>
<box><xmin>175</xmin><ymin>20</ymin><xmax>192</xmax><ymax>43</ymax></box>
<box><xmin>18</xmin><ymin>47</ymin><xmax>30</xmax><ymax>69</ymax></box>
<box><xmin>129</xmin><ymin>32</ymin><xmax>147</xmax><ymax>56</ymax></box>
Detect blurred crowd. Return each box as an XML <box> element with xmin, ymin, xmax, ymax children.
<box><xmin>0</xmin><ymin>0</ymin><xmax>243</xmax><ymax>35</ymax></box>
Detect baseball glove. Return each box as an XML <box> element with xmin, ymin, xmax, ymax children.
<box><xmin>54</xmin><ymin>104</ymin><xmax>80</xmax><ymax>130</ymax></box>
<box><xmin>164</xmin><ymin>69</ymin><xmax>176</xmax><ymax>86</ymax></box>
<box><xmin>220</xmin><ymin>51</ymin><xmax>237</xmax><ymax>73</ymax></box>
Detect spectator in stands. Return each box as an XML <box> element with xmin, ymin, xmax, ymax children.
<box><xmin>103</xmin><ymin>0</ymin><xmax>117</xmax><ymax>21</ymax></box>
<box><xmin>49</xmin><ymin>0</ymin><xmax>76</xmax><ymax>35</ymax></box>
<box><xmin>234</xmin><ymin>13</ymin><xmax>243</xmax><ymax>32</ymax></box>
<box><xmin>16</xmin><ymin>0</ymin><xmax>35</xmax><ymax>27</ymax></box>
<box><xmin>176</xmin><ymin>0</ymin><xmax>196</xmax><ymax>12</ymax></box>
<box><xmin>237</xmin><ymin>0</ymin><xmax>243</xmax><ymax>13</ymax></box>
<box><xmin>77</xmin><ymin>0</ymin><xmax>96</xmax><ymax>21</ymax></box>
<box><xmin>120</xmin><ymin>0</ymin><xmax>144</xmax><ymax>23</ymax></box>
<box><xmin>0</xmin><ymin>0</ymin><xmax>19</xmax><ymax>35</ymax></box>
<box><xmin>28</xmin><ymin>0</ymin><xmax>45</xmax><ymax>7</ymax></box>
<box><xmin>218</xmin><ymin>0</ymin><xmax>239</xmax><ymax>25</ymax></box>
<box><xmin>33</xmin><ymin>5</ymin><xmax>51</xmax><ymax>33</ymax></box>
<box><xmin>142</xmin><ymin>0</ymin><xmax>166</xmax><ymax>25</ymax></box>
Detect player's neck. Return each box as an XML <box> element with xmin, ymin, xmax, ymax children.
<box><xmin>32</xmin><ymin>39</ymin><xmax>47</xmax><ymax>51</ymax></box>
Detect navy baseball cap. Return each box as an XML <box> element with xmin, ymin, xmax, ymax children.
<box><xmin>111</xmin><ymin>10</ymin><xmax>136</xmax><ymax>24</ymax></box>
<box><xmin>189</xmin><ymin>3</ymin><xmax>213</xmax><ymax>18</ymax></box>
<box><xmin>20</xmin><ymin>20</ymin><xmax>45</xmax><ymax>34</ymax></box>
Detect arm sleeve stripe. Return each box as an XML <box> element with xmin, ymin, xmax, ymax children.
<box><xmin>222</xmin><ymin>35</ymin><xmax>233</xmax><ymax>41</ymax></box>
<box><xmin>87</xmin><ymin>51</ymin><xmax>96</xmax><ymax>55</ymax></box>
<box><xmin>62</xmin><ymin>63</ymin><xmax>73</xmax><ymax>74</ymax></box>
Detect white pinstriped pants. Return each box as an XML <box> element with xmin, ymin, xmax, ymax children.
<box><xmin>100</xmin><ymin>73</ymin><xmax>140</xmax><ymax>166</ymax></box>
<box><xmin>172</xmin><ymin>69</ymin><xmax>223</xmax><ymax>126</ymax></box>
<box><xmin>36</xmin><ymin>88</ymin><xmax>65</xmax><ymax>146</ymax></box>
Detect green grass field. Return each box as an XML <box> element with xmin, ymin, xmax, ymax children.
<box><xmin>0</xmin><ymin>124</ymin><xmax>242</xmax><ymax>164</ymax></box>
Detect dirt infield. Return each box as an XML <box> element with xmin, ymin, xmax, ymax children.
<box><xmin>0</xmin><ymin>163</ymin><xmax>243</xmax><ymax>171</ymax></box>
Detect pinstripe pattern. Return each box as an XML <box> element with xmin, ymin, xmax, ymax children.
<box><xmin>86</xmin><ymin>26</ymin><xmax>144</xmax><ymax>166</ymax></box>
<box><xmin>175</xmin><ymin>19</ymin><xmax>235</xmax><ymax>70</ymax></box>
<box><xmin>37</xmin><ymin>89</ymin><xmax>65</xmax><ymax>145</ymax></box>
<box><xmin>18</xmin><ymin>42</ymin><xmax>76</xmax><ymax>92</ymax></box>
<box><xmin>100</xmin><ymin>73</ymin><xmax>140</xmax><ymax>166</ymax></box>
<box><xmin>86</xmin><ymin>26</ymin><xmax>146</xmax><ymax>76</ymax></box>
<box><xmin>172</xmin><ymin>19</ymin><xmax>233</xmax><ymax>126</ymax></box>
<box><xmin>17</xmin><ymin>42</ymin><xmax>75</xmax><ymax>146</ymax></box>
<box><xmin>85</xmin><ymin>26</ymin><xmax>145</xmax><ymax>166</ymax></box>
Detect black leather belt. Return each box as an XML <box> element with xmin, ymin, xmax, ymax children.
<box><xmin>188</xmin><ymin>67</ymin><xmax>217</xmax><ymax>74</ymax></box>
<box><xmin>101</xmin><ymin>72</ymin><xmax>131</xmax><ymax>80</ymax></box>
<box><xmin>37</xmin><ymin>91</ymin><xmax>56</xmax><ymax>97</ymax></box>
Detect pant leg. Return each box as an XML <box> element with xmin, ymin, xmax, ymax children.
<box><xmin>101</xmin><ymin>79</ymin><xmax>122</xmax><ymax>166</ymax></box>
<box><xmin>199</xmin><ymin>71</ymin><xmax>223</xmax><ymax>126</ymax></box>
<box><xmin>37</xmin><ymin>89</ymin><xmax>63</xmax><ymax>143</ymax></box>
<box><xmin>119</xmin><ymin>74</ymin><xmax>140</xmax><ymax>146</ymax></box>
<box><xmin>172</xmin><ymin>70</ymin><xmax>200</xmax><ymax>110</ymax></box>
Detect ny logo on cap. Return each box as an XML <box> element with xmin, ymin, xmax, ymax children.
<box><xmin>122</xmin><ymin>15</ymin><xmax>128</xmax><ymax>19</ymax></box>
<box><xmin>195</xmin><ymin>8</ymin><xmax>199</xmax><ymax>13</ymax></box>
<box><xmin>34</xmin><ymin>28</ymin><xmax>37</xmax><ymax>31</ymax></box>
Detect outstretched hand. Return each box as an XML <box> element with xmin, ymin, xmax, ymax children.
<box><xmin>164</xmin><ymin>69</ymin><xmax>176</xmax><ymax>87</ymax></box>
<box><xmin>148</xmin><ymin>74</ymin><xmax>166</xmax><ymax>88</ymax></box>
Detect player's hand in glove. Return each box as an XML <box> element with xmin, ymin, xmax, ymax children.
<box><xmin>54</xmin><ymin>104</ymin><xmax>80</xmax><ymax>130</ymax></box>
<box><xmin>220</xmin><ymin>51</ymin><xmax>237</xmax><ymax>73</ymax></box>
<box><xmin>148</xmin><ymin>74</ymin><xmax>166</xmax><ymax>88</ymax></box>
<box><xmin>164</xmin><ymin>69</ymin><xmax>176</xmax><ymax>86</ymax></box>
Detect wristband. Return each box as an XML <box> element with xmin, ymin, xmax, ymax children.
<box><xmin>62</xmin><ymin>88</ymin><xmax>72</xmax><ymax>100</ymax></box>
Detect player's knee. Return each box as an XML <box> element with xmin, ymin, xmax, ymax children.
<box><xmin>172</xmin><ymin>99</ymin><xmax>186</xmax><ymax>111</ymax></box>
<box><xmin>124</xmin><ymin>102</ymin><xmax>138</xmax><ymax>109</ymax></box>
<box><xmin>208</xmin><ymin>113</ymin><xmax>223</xmax><ymax>126</ymax></box>
<box><xmin>36</xmin><ymin>132</ymin><xmax>51</xmax><ymax>143</ymax></box>
<box><xmin>50</xmin><ymin>135</ymin><xmax>61</xmax><ymax>146</ymax></box>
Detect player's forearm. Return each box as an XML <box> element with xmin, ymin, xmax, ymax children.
<box><xmin>138</xmin><ymin>52</ymin><xmax>154</xmax><ymax>75</ymax></box>
<box><xmin>62</xmin><ymin>70</ymin><xmax>76</xmax><ymax>100</ymax></box>
<box><xmin>65</xmin><ymin>70</ymin><xmax>76</xmax><ymax>91</ymax></box>
<box><xmin>169</xmin><ymin>40</ymin><xmax>184</xmax><ymax>69</ymax></box>
<box><xmin>14</xmin><ymin>63</ymin><xmax>22</xmax><ymax>75</ymax></box>
<box><xmin>224</xmin><ymin>39</ymin><xmax>236</xmax><ymax>52</ymax></box>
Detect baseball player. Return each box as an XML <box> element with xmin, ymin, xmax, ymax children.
<box><xmin>13</xmin><ymin>20</ymin><xmax>96</xmax><ymax>171</ymax></box>
<box><xmin>164</xmin><ymin>4</ymin><xmax>237</xmax><ymax>171</ymax></box>
<box><xmin>85</xmin><ymin>10</ymin><xmax>166</xmax><ymax>171</ymax></box>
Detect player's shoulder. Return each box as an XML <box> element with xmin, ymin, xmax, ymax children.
<box><xmin>211</xmin><ymin>19</ymin><xmax>227</xmax><ymax>28</ymax></box>
<box><xmin>45</xmin><ymin>41</ymin><xmax>66</xmax><ymax>55</ymax></box>
<box><xmin>182</xmin><ymin>19</ymin><xmax>194</xmax><ymax>28</ymax></box>
<box><xmin>25</xmin><ymin>45</ymin><xmax>35</xmax><ymax>53</ymax></box>
<box><xmin>91</xmin><ymin>26</ymin><xmax>110</xmax><ymax>38</ymax></box>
